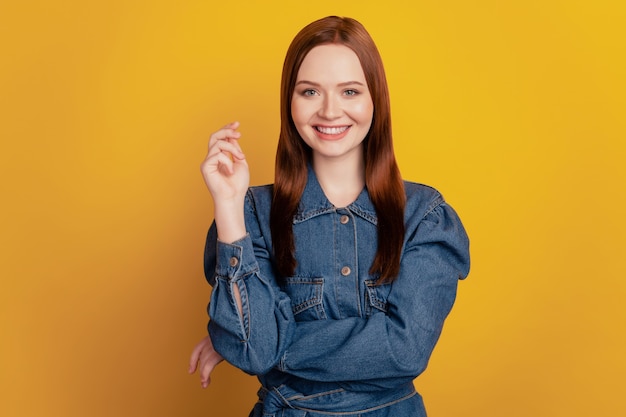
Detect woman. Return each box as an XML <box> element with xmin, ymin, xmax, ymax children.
<box><xmin>189</xmin><ymin>16</ymin><xmax>470</xmax><ymax>417</ymax></box>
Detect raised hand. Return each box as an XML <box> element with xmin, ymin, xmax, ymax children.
<box><xmin>201</xmin><ymin>121</ymin><xmax>249</xmax><ymax>243</ymax></box>
<box><xmin>201</xmin><ymin>121</ymin><xmax>249</xmax><ymax>204</ymax></box>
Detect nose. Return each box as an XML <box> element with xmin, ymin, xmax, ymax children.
<box><xmin>318</xmin><ymin>94</ymin><xmax>341</xmax><ymax>119</ymax></box>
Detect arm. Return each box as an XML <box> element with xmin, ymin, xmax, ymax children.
<box><xmin>190</xmin><ymin>122</ymin><xmax>294</xmax><ymax>379</ymax></box>
<box><xmin>278</xmin><ymin>201</ymin><xmax>470</xmax><ymax>383</ymax></box>
<box><xmin>189</xmin><ymin>121</ymin><xmax>247</xmax><ymax>386</ymax></box>
<box><xmin>206</xmin><ymin>195</ymin><xmax>296</xmax><ymax>375</ymax></box>
<box><xmin>201</xmin><ymin>121</ymin><xmax>249</xmax><ymax>310</ymax></box>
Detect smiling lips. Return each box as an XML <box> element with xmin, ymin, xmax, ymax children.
<box><xmin>314</xmin><ymin>125</ymin><xmax>351</xmax><ymax>140</ymax></box>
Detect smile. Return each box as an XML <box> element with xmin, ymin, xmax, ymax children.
<box><xmin>314</xmin><ymin>126</ymin><xmax>350</xmax><ymax>135</ymax></box>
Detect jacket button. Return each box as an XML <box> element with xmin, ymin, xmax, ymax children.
<box><xmin>229</xmin><ymin>257</ymin><xmax>239</xmax><ymax>267</ymax></box>
<box><xmin>341</xmin><ymin>266</ymin><xmax>351</xmax><ymax>276</ymax></box>
<box><xmin>340</xmin><ymin>215</ymin><xmax>349</xmax><ymax>224</ymax></box>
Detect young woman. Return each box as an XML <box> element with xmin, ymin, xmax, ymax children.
<box><xmin>189</xmin><ymin>16</ymin><xmax>470</xmax><ymax>417</ymax></box>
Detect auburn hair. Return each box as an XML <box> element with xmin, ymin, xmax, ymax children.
<box><xmin>270</xmin><ymin>16</ymin><xmax>406</xmax><ymax>284</ymax></box>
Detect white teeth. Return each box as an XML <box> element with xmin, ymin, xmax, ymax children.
<box><xmin>316</xmin><ymin>126</ymin><xmax>348</xmax><ymax>135</ymax></box>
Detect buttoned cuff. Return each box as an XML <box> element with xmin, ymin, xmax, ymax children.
<box><xmin>214</xmin><ymin>233</ymin><xmax>259</xmax><ymax>280</ymax></box>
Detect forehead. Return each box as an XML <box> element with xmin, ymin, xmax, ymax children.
<box><xmin>296</xmin><ymin>44</ymin><xmax>366</xmax><ymax>82</ymax></box>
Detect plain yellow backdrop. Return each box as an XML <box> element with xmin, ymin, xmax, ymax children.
<box><xmin>1</xmin><ymin>1</ymin><xmax>624</xmax><ymax>416</ymax></box>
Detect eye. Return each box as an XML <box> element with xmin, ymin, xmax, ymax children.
<box><xmin>344</xmin><ymin>89</ymin><xmax>359</xmax><ymax>96</ymax></box>
<box><xmin>302</xmin><ymin>88</ymin><xmax>318</xmax><ymax>97</ymax></box>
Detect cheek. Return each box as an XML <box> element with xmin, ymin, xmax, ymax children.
<box><xmin>352</xmin><ymin>101</ymin><xmax>374</xmax><ymax>124</ymax></box>
<box><xmin>290</xmin><ymin>100</ymin><xmax>309</xmax><ymax>140</ymax></box>
<box><xmin>290</xmin><ymin>99</ymin><xmax>307</xmax><ymax>125</ymax></box>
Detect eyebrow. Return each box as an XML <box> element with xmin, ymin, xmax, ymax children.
<box><xmin>295</xmin><ymin>80</ymin><xmax>366</xmax><ymax>87</ymax></box>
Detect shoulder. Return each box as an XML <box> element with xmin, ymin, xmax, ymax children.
<box><xmin>402</xmin><ymin>181</ymin><xmax>469</xmax><ymax>266</ymax></box>
<box><xmin>247</xmin><ymin>184</ymin><xmax>274</xmax><ymax>196</ymax></box>
<box><xmin>246</xmin><ymin>184</ymin><xmax>274</xmax><ymax>215</ymax></box>
<box><xmin>239</xmin><ymin>185</ymin><xmax>274</xmax><ymax>239</ymax></box>
<box><xmin>403</xmin><ymin>180</ymin><xmax>445</xmax><ymax>220</ymax></box>
<box><xmin>245</xmin><ymin>184</ymin><xmax>273</xmax><ymax>207</ymax></box>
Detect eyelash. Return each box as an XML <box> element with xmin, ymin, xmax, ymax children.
<box><xmin>299</xmin><ymin>89</ymin><xmax>360</xmax><ymax>97</ymax></box>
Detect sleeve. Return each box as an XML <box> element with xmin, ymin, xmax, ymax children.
<box><xmin>277</xmin><ymin>200</ymin><xmax>470</xmax><ymax>383</ymax></box>
<box><xmin>205</xmin><ymin>192</ymin><xmax>296</xmax><ymax>375</ymax></box>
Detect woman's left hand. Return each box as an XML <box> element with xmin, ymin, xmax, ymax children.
<box><xmin>188</xmin><ymin>335</ymin><xmax>224</xmax><ymax>388</ymax></box>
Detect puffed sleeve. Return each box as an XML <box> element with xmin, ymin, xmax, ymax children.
<box><xmin>277</xmin><ymin>198</ymin><xmax>470</xmax><ymax>385</ymax></box>
<box><xmin>206</xmin><ymin>190</ymin><xmax>296</xmax><ymax>375</ymax></box>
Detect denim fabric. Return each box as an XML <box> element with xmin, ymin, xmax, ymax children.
<box><xmin>206</xmin><ymin>166</ymin><xmax>470</xmax><ymax>416</ymax></box>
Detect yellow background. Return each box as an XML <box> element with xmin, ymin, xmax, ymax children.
<box><xmin>1</xmin><ymin>1</ymin><xmax>624</xmax><ymax>416</ymax></box>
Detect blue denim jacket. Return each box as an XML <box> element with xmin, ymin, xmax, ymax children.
<box><xmin>205</xmin><ymin>167</ymin><xmax>470</xmax><ymax>416</ymax></box>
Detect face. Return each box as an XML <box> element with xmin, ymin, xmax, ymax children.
<box><xmin>291</xmin><ymin>44</ymin><xmax>374</xmax><ymax>164</ymax></box>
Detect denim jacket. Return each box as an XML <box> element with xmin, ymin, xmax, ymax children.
<box><xmin>205</xmin><ymin>167</ymin><xmax>470</xmax><ymax>416</ymax></box>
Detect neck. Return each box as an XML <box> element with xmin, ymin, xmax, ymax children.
<box><xmin>312</xmin><ymin>150</ymin><xmax>365</xmax><ymax>208</ymax></box>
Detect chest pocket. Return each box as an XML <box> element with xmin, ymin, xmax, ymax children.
<box><xmin>281</xmin><ymin>277</ymin><xmax>327</xmax><ymax>321</ymax></box>
<box><xmin>364</xmin><ymin>279</ymin><xmax>392</xmax><ymax>317</ymax></box>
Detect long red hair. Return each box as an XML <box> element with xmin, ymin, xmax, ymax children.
<box><xmin>271</xmin><ymin>16</ymin><xmax>405</xmax><ymax>284</ymax></box>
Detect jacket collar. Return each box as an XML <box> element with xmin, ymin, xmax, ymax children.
<box><xmin>294</xmin><ymin>164</ymin><xmax>378</xmax><ymax>225</ymax></box>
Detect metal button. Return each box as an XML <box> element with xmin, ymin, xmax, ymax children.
<box><xmin>341</xmin><ymin>266</ymin><xmax>351</xmax><ymax>276</ymax></box>
<box><xmin>229</xmin><ymin>257</ymin><xmax>239</xmax><ymax>267</ymax></box>
<box><xmin>340</xmin><ymin>215</ymin><xmax>349</xmax><ymax>224</ymax></box>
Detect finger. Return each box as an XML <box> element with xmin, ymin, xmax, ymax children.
<box><xmin>201</xmin><ymin>372</ymin><xmax>212</xmax><ymax>389</ymax></box>
<box><xmin>201</xmin><ymin>152</ymin><xmax>230</xmax><ymax>178</ymax></box>
<box><xmin>189</xmin><ymin>357</ymin><xmax>197</xmax><ymax>374</ymax></box>
<box><xmin>203</xmin><ymin>148</ymin><xmax>245</xmax><ymax>178</ymax></box>
<box><xmin>221</xmin><ymin>121</ymin><xmax>239</xmax><ymax>130</ymax></box>
<box><xmin>209</xmin><ymin>131</ymin><xmax>241</xmax><ymax>149</ymax></box>
<box><xmin>207</xmin><ymin>138</ymin><xmax>245</xmax><ymax>160</ymax></box>
<box><xmin>189</xmin><ymin>338</ymin><xmax>210</xmax><ymax>374</ymax></box>
<box><xmin>198</xmin><ymin>343</ymin><xmax>223</xmax><ymax>383</ymax></box>
<box><xmin>188</xmin><ymin>350</ymin><xmax>201</xmax><ymax>374</ymax></box>
<box><xmin>226</xmin><ymin>137</ymin><xmax>246</xmax><ymax>160</ymax></box>
<box><xmin>199</xmin><ymin>356</ymin><xmax>219</xmax><ymax>387</ymax></box>
<box><xmin>209</xmin><ymin>124</ymin><xmax>241</xmax><ymax>147</ymax></box>
<box><xmin>207</xmin><ymin>151</ymin><xmax>239</xmax><ymax>175</ymax></box>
